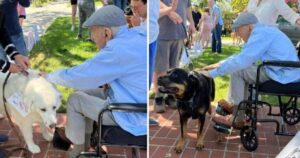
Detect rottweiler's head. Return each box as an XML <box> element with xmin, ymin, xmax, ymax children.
<box><xmin>157</xmin><ymin>68</ymin><xmax>189</xmax><ymax>98</ymax></box>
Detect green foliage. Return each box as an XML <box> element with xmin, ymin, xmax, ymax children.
<box><xmin>32</xmin><ymin>0</ymin><xmax>54</xmax><ymax>7</ymax></box>
<box><xmin>231</xmin><ymin>0</ymin><xmax>249</xmax><ymax>12</ymax></box>
<box><xmin>29</xmin><ymin>17</ymin><xmax>98</xmax><ymax>112</ymax></box>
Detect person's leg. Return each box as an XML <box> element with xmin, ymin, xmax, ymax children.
<box><xmin>66</xmin><ymin>90</ymin><xmax>116</xmax><ymax>157</ymax></box>
<box><xmin>214</xmin><ymin>65</ymin><xmax>270</xmax><ymax>127</ymax></box>
<box><xmin>215</xmin><ymin>24</ymin><xmax>222</xmax><ymax>53</ymax></box>
<box><xmin>169</xmin><ymin>39</ymin><xmax>184</xmax><ymax>68</ymax></box>
<box><xmin>71</xmin><ymin>3</ymin><xmax>77</xmax><ymax>31</ymax></box>
<box><xmin>77</xmin><ymin>5</ymin><xmax>84</xmax><ymax>38</ymax></box>
<box><xmin>211</xmin><ymin>28</ymin><xmax>216</xmax><ymax>53</ymax></box>
<box><xmin>149</xmin><ymin>40</ymin><xmax>157</xmax><ymax>88</ymax></box>
<box><xmin>153</xmin><ymin>40</ymin><xmax>170</xmax><ymax>113</ymax></box>
<box><xmin>113</xmin><ymin>0</ymin><xmax>121</xmax><ymax>9</ymax></box>
<box><xmin>10</xmin><ymin>32</ymin><xmax>28</xmax><ymax>56</ymax></box>
<box><xmin>121</xmin><ymin>0</ymin><xmax>127</xmax><ymax>11</ymax></box>
<box><xmin>84</xmin><ymin>0</ymin><xmax>95</xmax><ymax>39</ymax></box>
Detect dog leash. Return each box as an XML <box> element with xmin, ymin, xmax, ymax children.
<box><xmin>0</xmin><ymin>72</ymin><xmax>30</xmax><ymax>158</ymax></box>
<box><xmin>181</xmin><ymin>23</ymin><xmax>194</xmax><ymax>71</ymax></box>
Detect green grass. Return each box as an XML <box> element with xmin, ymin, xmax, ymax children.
<box><xmin>191</xmin><ymin>45</ymin><xmax>240</xmax><ymax>105</ymax></box>
<box><xmin>29</xmin><ymin>17</ymin><xmax>98</xmax><ymax>112</ymax></box>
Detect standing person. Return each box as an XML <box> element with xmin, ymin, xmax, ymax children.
<box><xmin>70</xmin><ymin>0</ymin><xmax>77</xmax><ymax>31</ymax></box>
<box><xmin>208</xmin><ymin>0</ymin><xmax>223</xmax><ymax>53</ymax></box>
<box><xmin>0</xmin><ymin>0</ymin><xmax>30</xmax><ymax>57</ymax></box>
<box><xmin>192</xmin><ymin>5</ymin><xmax>201</xmax><ymax>31</ymax></box>
<box><xmin>153</xmin><ymin>0</ymin><xmax>196</xmax><ymax>113</ymax></box>
<box><xmin>247</xmin><ymin>0</ymin><xmax>300</xmax><ymax>26</ymax></box>
<box><xmin>45</xmin><ymin>6</ymin><xmax>146</xmax><ymax>157</ymax></box>
<box><xmin>77</xmin><ymin>0</ymin><xmax>95</xmax><ymax>40</ymax></box>
<box><xmin>113</xmin><ymin>0</ymin><xmax>127</xmax><ymax>11</ymax></box>
<box><xmin>0</xmin><ymin>10</ymin><xmax>30</xmax><ymax>156</ymax></box>
<box><xmin>198</xmin><ymin>7</ymin><xmax>213</xmax><ymax>48</ymax></box>
<box><xmin>17</xmin><ymin>3</ymin><xmax>26</xmax><ymax>26</ymax></box>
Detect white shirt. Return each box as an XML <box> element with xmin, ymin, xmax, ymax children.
<box><xmin>247</xmin><ymin>0</ymin><xmax>300</xmax><ymax>25</ymax></box>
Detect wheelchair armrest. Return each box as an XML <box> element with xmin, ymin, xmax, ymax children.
<box><xmin>107</xmin><ymin>103</ymin><xmax>147</xmax><ymax>113</ymax></box>
<box><xmin>262</xmin><ymin>60</ymin><xmax>300</xmax><ymax>68</ymax></box>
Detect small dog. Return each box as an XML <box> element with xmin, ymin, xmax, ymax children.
<box><xmin>158</xmin><ymin>68</ymin><xmax>215</xmax><ymax>153</ymax></box>
<box><xmin>0</xmin><ymin>70</ymin><xmax>61</xmax><ymax>153</ymax></box>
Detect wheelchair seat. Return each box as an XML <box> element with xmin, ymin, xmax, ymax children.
<box><xmin>77</xmin><ymin>103</ymin><xmax>147</xmax><ymax>158</ymax></box>
<box><xmin>101</xmin><ymin>125</ymin><xmax>146</xmax><ymax>146</ymax></box>
<box><xmin>259</xmin><ymin>80</ymin><xmax>300</xmax><ymax>95</ymax></box>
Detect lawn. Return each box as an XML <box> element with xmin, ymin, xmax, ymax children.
<box><xmin>29</xmin><ymin>17</ymin><xmax>98</xmax><ymax>112</ymax></box>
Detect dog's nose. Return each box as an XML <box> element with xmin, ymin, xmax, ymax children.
<box><xmin>49</xmin><ymin>124</ymin><xmax>56</xmax><ymax>129</ymax></box>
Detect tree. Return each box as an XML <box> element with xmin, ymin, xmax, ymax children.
<box><xmin>231</xmin><ymin>0</ymin><xmax>249</xmax><ymax>12</ymax></box>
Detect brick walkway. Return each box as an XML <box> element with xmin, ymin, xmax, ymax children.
<box><xmin>149</xmin><ymin>100</ymin><xmax>300</xmax><ymax>158</ymax></box>
<box><xmin>0</xmin><ymin>114</ymin><xmax>146</xmax><ymax>158</ymax></box>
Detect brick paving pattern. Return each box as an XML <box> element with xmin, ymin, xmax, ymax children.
<box><xmin>150</xmin><ymin>100</ymin><xmax>300</xmax><ymax>158</ymax></box>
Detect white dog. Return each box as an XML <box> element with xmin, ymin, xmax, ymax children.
<box><xmin>0</xmin><ymin>70</ymin><xmax>61</xmax><ymax>153</ymax></box>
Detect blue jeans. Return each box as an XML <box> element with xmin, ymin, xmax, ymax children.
<box><xmin>0</xmin><ymin>32</ymin><xmax>28</xmax><ymax>61</ymax></box>
<box><xmin>149</xmin><ymin>40</ymin><xmax>157</xmax><ymax>88</ymax></box>
<box><xmin>212</xmin><ymin>24</ymin><xmax>222</xmax><ymax>53</ymax></box>
<box><xmin>113</xmin><ymin>0</ymin><xmax>127</xmax><ymax>11</ymax></box>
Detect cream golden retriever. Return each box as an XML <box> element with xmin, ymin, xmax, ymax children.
<box><xmin>0</xmin><ymin>70</ymin><xmax>61</xmax><ymax>153</ymax></box>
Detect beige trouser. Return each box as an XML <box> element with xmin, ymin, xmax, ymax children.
<box><xmin>228</xmin><ymin>65</ymin><xmax>270</xmax><ymax>122</ymax></box>
<box><xmin>65</xmin><ymin>88</ymin><xmax>117</xmax><ymax>145</ymax></box>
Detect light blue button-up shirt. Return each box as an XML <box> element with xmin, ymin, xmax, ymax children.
<box><xmin>212</xmin><ymin>4</ymin><xmax>223</xmax><ymax>25</ymax></box>
<box><xmin>210</xmin><ymin>24</ymin><xmax>300</xmax><ymax>84</ymax></box>
<box><xmin>46</xmin><ymin>25</ymin><xmax>147</xmax><ymax>136</ymax></box>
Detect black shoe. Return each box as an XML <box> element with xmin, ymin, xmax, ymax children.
<box><xmin>0</xmin><ymin>134</ymin><xmax>8</xmax><ymax>143</ymax></box>
<box><xmin>149</xmin><ymin>118</ymin><xmax>159</xmax><ymax>126</ymax></box>
<box><xmin>154</xmin><ymin>97</ymin><xmax>166</xmax><ymax>113</ymax></box>
<box><xmin>165</xmin><ymin>95</ymin><xmax>177</xmax><ymax>109</ymax></box>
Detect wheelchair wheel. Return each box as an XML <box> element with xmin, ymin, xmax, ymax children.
<box><xmin>283</xmin><ymin>107</ymin><xmax>300</xmax><ymax>125</ymax></box>
<box><xmin>245</xmin><ymin>109</ymin><xmax>252</xmax><ymax>122</ymax></box>
<box><xmin>240</xmin><ymin>126</ymin><xmax>258</xmax><ymax>152</ymax></box>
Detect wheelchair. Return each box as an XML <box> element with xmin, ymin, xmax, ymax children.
<box><xmin>76</xmin><ymin>103</ymin><xmax>147</xmax><ymax>158</ymax></box>
<box><xmin>232</xmin><ymin>58</ymin><xmax>300</xmax><ymax>152</ymax></box>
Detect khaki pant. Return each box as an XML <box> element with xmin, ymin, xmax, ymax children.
<box><xmin>66</xmin><ymin>88</ymin><xmax>117</xmax><ymax>145</ymax></box>
<box><xmin>228</xmin><ymin>65</ymin><xmax>270</xmax><ymax>122</ymax></box>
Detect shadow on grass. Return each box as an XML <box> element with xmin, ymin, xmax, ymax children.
<box><xmin>29</xmin><ymin>17</ymin><xmax>98</xmax><ymax>112</ymax></box>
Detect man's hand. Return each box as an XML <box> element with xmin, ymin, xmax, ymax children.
<box><xmin>168</xmin><ymin>11</ymin><xmax>183</xmax><ymax>24</ymax></box>
<box><xmin>202</xmin><ymin>62</ymin><xmax>221</xmax><ymax>71</ymax></box>
<box><xmin>14</xmin><ymin>54</ymin><xmax>30</xmax><ymax>70</ymax></box>
<box><xmin>170</xmin><ymin>0</ymin><xmax>178</xmax><ymax>12</ymax></box>
<box><xmin>8</xmin><ymin>63</ymin><xmax>23</xmax><ymax>73</ymax></box>
<box><xmin>188</xmin><ymin>24</ymin><xmax>196</xmax><ymax>35</ymax></box>
<box><xmin>199</xmin><ymin>70</ymin><xmax>211</xmax><ymax>78</ymax></box>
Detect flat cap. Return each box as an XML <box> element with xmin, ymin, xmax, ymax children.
<box><xmin>83</xmin><ymin>5</ymin><xmax>127</xmax><ymax>28</ymax></box>
<box><xmin>232</xmin><ymin>12</ymin><xmax>258</xmax><ymax>31</ymax></box>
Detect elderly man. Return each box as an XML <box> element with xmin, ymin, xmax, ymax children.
<box><xmin>203</xmin><ymin>12</ymin><xmax>300</xmax><ymax>127</ymax></box>
<box><xmin>46</xmin><ymin>5</ymin><xmax>146</xmax><ymax>157</ymax></box>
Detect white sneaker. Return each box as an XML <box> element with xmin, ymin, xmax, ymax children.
<box><xmin>70</xmin><ymin>25</ymin><xmax>74</xmax><ymax>31</ymax></box>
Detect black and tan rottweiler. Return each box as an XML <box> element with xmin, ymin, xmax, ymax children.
<box><xmin>158</xmin><ymin>68</ymin><xmax>215</xmax><ymax>153</ymax></box>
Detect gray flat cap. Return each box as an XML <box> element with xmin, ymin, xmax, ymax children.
<box><xmin>83</xmin><ymin>5</ymin><xmax>126</xmax><ymax>28</ymax></box>
<box><xmin>232</xmin><ymin>12</ymin><xmax>258</xmax><ymax>31</ymax></box>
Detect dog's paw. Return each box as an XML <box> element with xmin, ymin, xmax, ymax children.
<box><xmin>43</xmin><ymin>132</ymin><xmax>54</xmax><ymax>141</ymax></box>
<box><xmin>174</xmin><ymin>146</ymin><xmax>183</xmax><ymax>153</ymax></box>
<box><xmin>28</xmin><ymin>144</ymin><xmax>41</xmax><ymax>154</ymax></box>
<box><xmin>196</xmin><ymin>143</ymin><xmax>204</xmax><ymax>150</ymax></box>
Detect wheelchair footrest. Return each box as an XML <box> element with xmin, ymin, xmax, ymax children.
<box><xmin>214</xmin><ymin>123</ymin><xmax>232</xmax><ymax>134</ymax></box>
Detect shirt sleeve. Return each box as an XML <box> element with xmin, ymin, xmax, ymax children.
<box><xmin>46</xmin><ymin>48</ymin><xmax>124</xmax><ymax>90</ymax></box>
<box><xmin>274</xmin><ymin>0</ymin><xmax>300</xmax><ymax>25</ymax></box>
<box><xmin>210</xmin><ymin>29</ymin><xmax>273</xmax><ymax>78</ymax></box>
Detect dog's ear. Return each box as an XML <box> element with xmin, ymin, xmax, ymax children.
<box><xmin>188</xmin><ymin>71</ymin><xmax>199</xmax><ymax>86</ymax></box>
